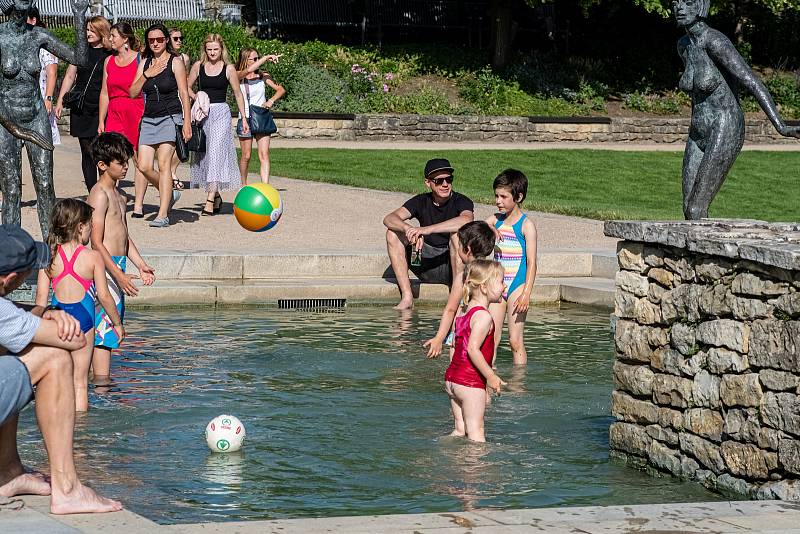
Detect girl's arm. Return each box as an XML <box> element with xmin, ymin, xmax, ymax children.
<box><xmin>55</xmin><ymin>65</ymin><xmax>78</xmax><ymax>119</ymax></box>
<box><xmin>186</xmin><ymin>61</ymin><xmax>200</xmax><ymax>101</ymax></box>
<box><xmin>513</xmin><ymin>218</ymin><xmax>538</xmax><ymax>314</ymax></box>
<box><xmin>424</xmin><ymin>275</ymin><xmax>463</xmax><ymax>358</ymax></box>
<box><xmin>466</xmin><ymin>311</ymin><xmax>505</xmax><ymax>394</ymax></box>
<box><xmin>173</xmin><ymin>58</ymin><xmax>192</xmax><ymax>142</ymax></box>
<box><xmin>92</xmin><ymin>252</ymin><xmax>124</xmax><ymax>340</ymax></box>
<box><xmin>236</xmin><ymin>54</ymin><xmax>274</xmax><ymax>80</ymax></box>
<box><xmin>97</xmin><ymin>57</ymin><xmax>110</xmax><ymax>134</ymax></box>
<box><xmin>228</xmin><ymin>65</ymin><xmax>249</xmax><ymax>134</ymax></box>
<box><xmin>34</xmin><ymin>269</ymin><xmax>52</xmax><ymax>309</ymax></box>
<box><xmin>44</xmin><ymin>62</ymin><xmax>58</xmax><ymax>114</ymax></box>
<box><xmin>263</xmin><ymin>76</ymin><xmax>285</xmax><ymax>108</ymax></box>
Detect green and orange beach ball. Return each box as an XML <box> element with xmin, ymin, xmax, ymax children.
<box><xmin>233</xmin><ymin>183</ymin><xmax>283</xmax><ymax>232</ymax></box>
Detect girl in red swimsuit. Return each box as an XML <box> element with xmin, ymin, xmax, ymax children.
<box><xmin>444</xmin><ymin>259</ymin><xmax>507</xmax><ymax>442</ymax></box>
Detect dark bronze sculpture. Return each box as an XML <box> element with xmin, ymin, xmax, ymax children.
<box><xmin>0</xmin><ymin>0</ymin><xmax>88</xmax><ymax>237</ymax></box>
<box><xmin>673</xmin><ymin>0</ymin><xmax>800</xmax><ymax>220</ymax></box>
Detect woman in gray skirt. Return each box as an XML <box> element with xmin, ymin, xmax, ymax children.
<box><xmin>186</xmin><ymin>33</ymin><xmax>248</xmax><ymax>215</ymax></box>
<box><xmin>128</xmin><ymin>23</ymin><xmax>191</xmax><ymax>228</ymax></box>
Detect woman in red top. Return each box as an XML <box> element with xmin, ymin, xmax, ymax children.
<box><xmin>444</xmin><ymin>259</ymin><xmax>507</xmax><ymax>442</ymax></box>
<box><xmin>98</xmin><ymin>22</ymin><xmax>145</xmax><ymax>199</ymax></box>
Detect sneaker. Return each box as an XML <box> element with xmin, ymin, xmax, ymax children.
<box><xmin>169</xmin><ymin>189</ymin><xmax>181</xmax><ymax>211</ymax></box>
<box><xmin>149</xmin><ymin>217</ymin><xmax>170</xmax><ymax>228</ymax></box>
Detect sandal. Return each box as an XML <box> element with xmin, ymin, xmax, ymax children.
<box><xmin>173</xmin><ymin>178</ymin><xmax>184</xmax><ymax>190</ymax></box>
<box><xmin>131</xmin><ymin>211</ymin><xmax>144</xmax><ymax>219</ymax></box>
<box><xmin>213</xmin><ymin>193</ymin><xmax>222</xmax><ymax>214</ymax></box>
<box><xmin>201</xmin><ymin>199</ymin><xmax>214</xmax><ymax>216</ymax></box>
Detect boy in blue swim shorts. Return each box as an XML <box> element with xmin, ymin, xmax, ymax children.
<box><xmin>87</xmin><ymin>133</ymin><xmax>156</xmax><ymax>381</ymax></box>
<box><xmin>486</xmin><ymin>169</ymin><xmax>538</xmax><ymax>366</ymax></box>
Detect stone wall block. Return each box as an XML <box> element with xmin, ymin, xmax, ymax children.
<box><xmin>635</xmin><ymin>298</ymin><xmax>663</xmax><ymax>325</ymax></box>
<box><xmin>716</xmin><ymin>473</ymin><xmax>757</xmax><ymax>495</ymax></box>
<box><xmin>732</xmin><ymin>272</ymin><xmax>789</xmax><ymax>297</ymax></box>
<box><xmin>759</xmin><ymin>369</ymin><xmax>799</xmax><ymax>392</ymax></box>
<box><xmin>611</xmin><ymin>391</ymin><xmax>659</xmax><ymax>424</ymax></box>
<box><xmin>698</xmin><ymin>284</ymin><xmax>732</xmax><ymax>317</ymax></box>
<box><xmin>706</xmin><ymin>347</ymin><xmax>749</xmax><ymax>374</ymax></box>
<box><xmin>610</xmin><ymin>422</ymin><xmax>652</xmax><ymax>458</ymax></box>
<box><xmin>720</xmin><ymin>374</ymin><xmax>763</xmax><ymax>407</ymax></box>
<box><xmin>664</xmin><ymin>256</ymin><xmax>695</xmax><ymax>282</ymax></box>
<box><xmin>613</xmin><ymin>362</ymin><xmax>655</xmax><ymax>397</ymax></box>
<box><xmin>643</xmin><ymin>246</ymin><xmax>666</xmax><ymax>267</ymax></box>
<box><xmin>648</xmin><ymin>440</ymin><xmax>682</xmax><ymax>476</ymax></box>
<box><xmin>614</xmin><ymin>320</ymin><xmax>667</xmax><ymax>363</ymax></box>
<box><xmin>761</xmin><ymin>392</ymin><xmax>800</xmax><ymax>437</ymax></box>
<box><xmin>614</xmin><ymin>290</ymin><xmax>638</xmax><ymax>319</ymax></box>
<box><xmin>647</xmin><ymin>268</ymin><xmax>674</xmax><ymax>288</ymax></box>
<box><xmin>692</xmin><ymin>370</ymin><xmax>721</xmax><ymax>409</ymax></box>
<box><xmin>648</xmin><ymin>283</ymin><xmax>667</xmax><ymax>304</ymax></box>
<box><xmin>646</xmin><ymin>424</ymin><xmax>680</xmax><ymax>446</ymax></box>
<box><xmin>778</xmin><ymin>438</ymin><xmax>800</xmax><ymax>475</ymax></box>
<box><xmin>773</xmin><ymin>292</ymin><xmax>800</xmax><ymax>318</ymax></box>
<box><xmin>670</xmin><ymin>323</ymin><xmax>697</xmax><ymax>356</ymax></box>
<box><xmin>652</xmin><ymin>374</ymin><xmax>693</xmax><ymax>408</ymax></box>
<box><xmin>659</xmin><ymin>406</ymin><xmax>685</xmax><ymax>430</ymax></box>
<box><xmin>721</xmin><ymin>441</ymin><xmax>770</xmax><ymax>479</ymax></box>
<box><xmin>696</xmin><ymin>258</ymin><xmax>734</xmax><ymax>282</ymax></box>
<box><xmin>679</xmin><ymin>432</ymin><xmax>726</xmax><ymax>473</ymax></box>
<box><xmin>681</xmin><ymin>455</ymin><xmax>700</xmax><ymax>478</ymax></box>
<box><xmin>727</xmin><ymin>294</ymin><xmax>773</xmax><ymax>321</ymax></box>
<box><xmin>617</xmin><ymin>242</ymin><xmax>646</xmax><ymax>272</ymax></box>
<box><xmin>696</xmin><ymin>319</ymin><xmax>750</xmax><ymax>353</ymax></box>
<box><xmin>616</xmin><ymin>270</ymin><xmax>649</xmax><ymax>297</ymax></box>
<box><xmin>758</xmin><ymin>427</ymin><xmax>784</xmax><ymax>451</ymax></box>
<box><xmin>724</xmin><ymin>408</ymin><xmax>761</xmax><ymax>443</ymax></box>
<box><xmin>684</xmin><ymin>408</ymin><xmax>724</xmax><ymax>442</ymax></box>
<box><xmin>680</xmin><ymin>351</ymin><xmax>707</xmax><ymax>377</ymax></box>
<box><xmin>661</xmin><ymin>284</ymin><xmax>702</xmax><ymax>323</ymax></box>
<box><xmin>749</xmin><ymin>320</ymin><xmax>800</xmax><ymax>372</ymax></box>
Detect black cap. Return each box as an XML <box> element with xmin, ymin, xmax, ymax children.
<box><xmin>0</xmin><ymin>225</ymin><xmax>50</xmax><ymax>274</ymax></box>
<box><xmin>424</xmin><ymin>158</ymin><xmax>454</xmax><ymax>179</ymax></box>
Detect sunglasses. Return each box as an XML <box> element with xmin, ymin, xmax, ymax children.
<box><xmin>171</xmin><ymin>36</ymin><xmax>183</xmax><ymax>41</ymax></box>
<box><xmin>430</xmin><ymin>176</ymin><xmax>454</xmax><ymax>186</ymax></box>
<box><xmin>148</xmin><ymin>36</ymin><xmax>166</xmax><ymax>44</ymax></box>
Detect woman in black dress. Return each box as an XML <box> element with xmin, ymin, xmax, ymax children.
<box><xmin>54</xmin><ymin>15</ymin><xmax>112</xmax><ymax>192</ymax></box>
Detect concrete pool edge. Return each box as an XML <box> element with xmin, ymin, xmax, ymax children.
<box><xmin>11</xmin><ymin>497</ymin><xmax>800</xmax><ymax>533</ymax></box>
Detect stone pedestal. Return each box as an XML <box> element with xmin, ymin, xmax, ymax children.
<box><xmin>604</xmin><ymin>219</ymin><xmax>800</xmax><ymax>500</ymax></box>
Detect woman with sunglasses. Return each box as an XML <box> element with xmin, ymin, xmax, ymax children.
<box><xmin>128</xmin><ymin>23</ymin><xmax>191</xmax><ymax>228</ymax></box>
<box><xmin>55</xmin><ymin>15</ymin><xmax>113</xmax><ymax>192</ymax></box>
<box><xmin>186</xmin><ymin>34</ymin><xmax>248</xmax><ymax>216</ymax></box>
<box><xmin>235</xmin><ymin>48</ymin><xmax>284</xmax><ymax>185</ymax></box>
<box><xmin>168</xmin><ymin>27</ymin><xmax>190</xmax><ymax>191</ymax></box>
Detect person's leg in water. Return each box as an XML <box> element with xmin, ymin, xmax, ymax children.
<box><xmin>385</xmin><ymin>229</ymin><xmax>415</xmax><ymax>310</ymax></box>
<box><xmin>17</xmin><ymin>345</ymin><xmax>122</xmax><ymax>513</ymax></box>
<box><xmin>256</xmin><ymin>134</ymin><xmax>271</xmax><ymax>183</ymax></box>
<box><xmin>453</xmin><ymin>383</ymin><xmax>487</xmax><ymax>442</ymax></box>
<box><xmin>445</xmin><ymin>381</ymin><xmax>465</xmax><ymax>437</ymax></box>
<box><xmin>72</xmin><ymin>330</ymin><xmax>94</xmax><ymax>412</ymax></box>
<box><xmin>505</xmin><ymin>285</ymin><xmax>529</xmax><ymax>366</ymax></box>
<box><xmin>238</xmin><ymin>135</ymin><xmax>252</xmax><ymax>186</ymax></box>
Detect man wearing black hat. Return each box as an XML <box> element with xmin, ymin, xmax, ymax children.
<box><xmin>0</xmin><ymin>225</ymin><xmax>122</xmax><ymax>513</ymax></box>
<box><xmin>383</xmin><ymin>158</ymin><xmax>474</xmax><ymax>309</ymax></box>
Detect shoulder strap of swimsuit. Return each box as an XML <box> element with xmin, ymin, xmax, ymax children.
<box><xmin>52</xmin><ymin>245</ymin><xmax>93</xmax><ymax>291</ymax></box>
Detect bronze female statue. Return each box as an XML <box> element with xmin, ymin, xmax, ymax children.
<box><xmin>0</xmin><ymin>0</ymin><xmax>89</xmax><ymax>237</ymax></box>
<box><xmin>673</xmin><ymin>0</ymin><xmax>800</xmax><ymax>220</ymax></box>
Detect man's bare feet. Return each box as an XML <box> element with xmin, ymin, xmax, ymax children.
<box><xmin>50</xmin><ymin>482</ymin><xmax>122</xmax><ymax>515</ymax></box>
<box><xmin>393</xmin><ymin>297</ymin><xmax>414</xmax><ymax>310</ymax></box>
<box><xmin>0</xmin><ymin>473</ymin><xmax>51</xmax><ymax>497</ymax></box>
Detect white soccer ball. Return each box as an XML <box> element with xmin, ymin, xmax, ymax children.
<box><xmin>205</xmin><ymin>415</ymin><xmax>246</xmax><ymax>453</ymax></box>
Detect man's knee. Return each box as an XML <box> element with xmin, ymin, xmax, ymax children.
<box><xmin>20</xmin><ymin>346</ymin><xmax>72</xmax><ymax>385</ymax></box>
<box><xmin>386</xmin><ymin>228</ymin><xmax>406</xmax><ymax>248</ymax></box>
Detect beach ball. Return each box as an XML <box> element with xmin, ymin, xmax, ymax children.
<box><xmin>205</xmin><ymin>415</ymin><xmax>246</xmax><ymax>453</ymax></box>
<box><xmin>233</xmin><ymin>183</ymin><xmax>283</xmax><ymax>232</ymax></box>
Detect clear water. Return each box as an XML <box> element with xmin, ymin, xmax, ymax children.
<box><xmin>17</xmin><ymin>304</ymin><xmax>723</xmax><ymax>524</ymax></box>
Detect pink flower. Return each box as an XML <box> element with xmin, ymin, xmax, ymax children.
<box><xmin>384</xmin><ymin>73</ymin><xmax>394</xmax><ymax>81</ymax></box>
<box><xmin>383</xmin><ymin>84</ymin><xmax>389</xmax><ymax>93</ymax></box>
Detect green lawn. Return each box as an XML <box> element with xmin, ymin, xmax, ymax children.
<box><xmin>249</xmin><ymin>148</ymin><xmax>800</xmax><ymax>221</ymax></box>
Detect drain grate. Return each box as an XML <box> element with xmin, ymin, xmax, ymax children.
<box><xmin>278</xmin><ymin>298</ymin><xmax>347</xmax><ymax>310</ymax></box>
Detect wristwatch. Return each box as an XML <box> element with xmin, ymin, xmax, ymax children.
<box><xmin>45</xmin><ymin>95</ymin><xmax>53</xmax><ymax>101</ymax></box>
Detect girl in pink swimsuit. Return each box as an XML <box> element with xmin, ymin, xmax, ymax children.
<box><xmin>35</xmin><ymin>199</ymin><xmax>124</xmax><ymax>412</ymax></box>
<box><xmin>443</xmin><ymin>259</ymin><xmax>507</xmax><ymax>442</ymax></box>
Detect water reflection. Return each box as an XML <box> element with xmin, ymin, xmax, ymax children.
<box><xmin>14</xmin><ymin>304</ymin><xmax>722</xmax><ymax>524</ymax></box>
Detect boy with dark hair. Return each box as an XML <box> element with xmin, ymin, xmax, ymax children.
<box><xmin>487</xmin><ymin>168</ymin><xmax>537</xmax><ymax>365</ymax></box>
<box><xmin>87</xmin><ymin>132</ymin><xmax>155</xmax><ymax>381</ymax></box>
<box><xmin>424</xmin><ymin>221</ymin><xmax>497</xmax><ymax>358</ymax></box>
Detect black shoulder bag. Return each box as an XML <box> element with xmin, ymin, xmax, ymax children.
<box><xmin>63</xmin><ymin>60</ymin><xmax>100</xmax><ymax>113</ymax></box>
<box><xmin>243</xmin><ymin>81</ymin><xmax>278</xmax><ymax>136</ymax></box>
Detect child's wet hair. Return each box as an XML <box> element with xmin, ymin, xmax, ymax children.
<box><xmin>462</xmin><ymin>259</ymin><xmax>503</xmax><ymax>304</ymax></box>
<box><xmin>46</xmin><ymin>198</ymin><xmax>93</xmax><ymax>273</ymax></box>
<box><xmin>493</xmin><ymin>169</ymin><xmax>528</xmax><ymax>204</ymax></box>
<box><xmin>90</xmin><ymin>132</ymin><xmax>134</xmax><ymax>167</ymax></box>
<box><xmin>458</xmin><ymin>221</ymin><xmax>496</xmax><ymax>259</ymax></box>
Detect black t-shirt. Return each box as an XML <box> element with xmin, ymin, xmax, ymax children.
<box><xmin>402</xmin><ymin>191</ymin><xmax>474</xmax><ymax>248</ymax></box>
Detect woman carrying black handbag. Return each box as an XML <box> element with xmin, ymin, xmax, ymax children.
<box><xmin>54</xmin><ymin>16</ymin><xmax>112</xmax><ymax>192</ymax></box>
<box><xmin>235</xmin><ymin>47</ymin><xmax>284</xmax><ymax>185</ymax></box>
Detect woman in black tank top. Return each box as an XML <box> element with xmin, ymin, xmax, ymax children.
<box><xmin>186</xmin><ymin>34</ymin><xmax>248</xmax><ymax>216</ymax></box>
<box><xmin>128</xmin><ymin>23</ymin><xmax>192</xmax><ymax>228</ymax></box>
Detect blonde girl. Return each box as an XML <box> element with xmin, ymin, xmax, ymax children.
<box><xmin>35</xmin><ymin>199</ymin><xmax>124</xmax><ymax>412</ymax></box>
<box><xmin>443</xmin><ymin>259</ymin><xmax>507</xmax><ymax>442</ymax></box>
<box><xmin>236</xmin><ymin>47</ymin><xmax>284</xmax><ymax>184</ymax></box>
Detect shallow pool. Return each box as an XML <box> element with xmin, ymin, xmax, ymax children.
<box><xmin>17</xmin><ymin>304</ymin><xmax>722</xmax><ymax>524</ymax></box>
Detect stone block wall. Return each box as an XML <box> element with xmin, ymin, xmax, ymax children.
<box><xmin>604</xmin><ymin>220</ymin><xmax>800</xmax><ymax>500</ymax></box>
